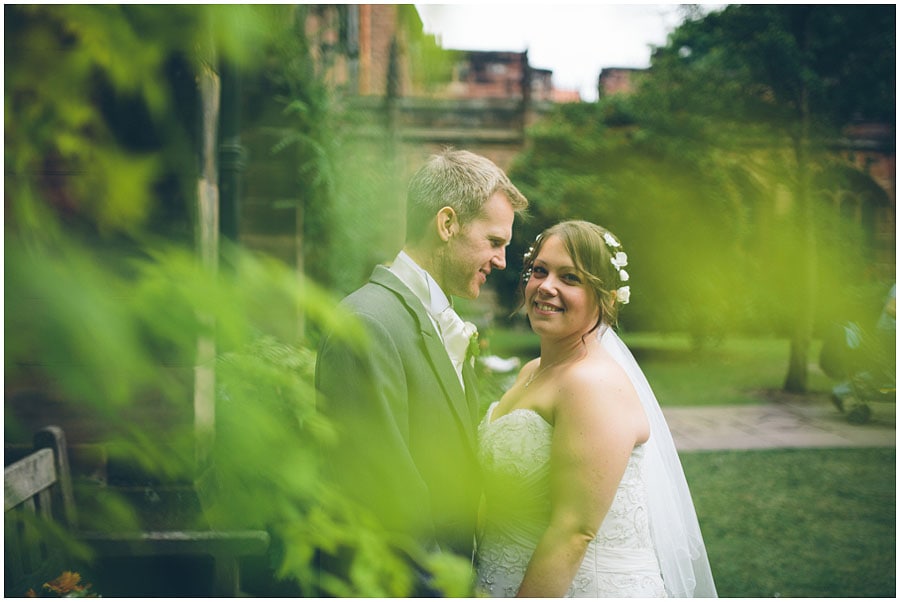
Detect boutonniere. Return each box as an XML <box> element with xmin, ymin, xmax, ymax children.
<box><xmin>464</xmin><ymin>322</ymin><xmax>480</xmax><ymax>362</ymax></box>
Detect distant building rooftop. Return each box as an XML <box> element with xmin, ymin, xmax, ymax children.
<box><xmin>597</xmin><ymin>67</ymin><xmax>647</xmax><ymax>98</ymax></box>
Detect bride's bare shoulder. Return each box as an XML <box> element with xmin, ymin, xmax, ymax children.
<box><xmin>561</xmin><ymin>350</ymin><xmax>639</xmax><ymax>405</ymax></box>
<box><xmin>556</xmin><ymin>355</ymin><xmax>646</xmax><ymax>441</ymax></box>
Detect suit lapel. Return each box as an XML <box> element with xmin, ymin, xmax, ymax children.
<box><xmin>370</xmin><ymin>267</ymin><xmax>477</xmax><ymax>448</ymax></box>
<box><xmin>462</xmin><ymin>360</ymin><xmax>481</xmax><ymax>431</ymax></box>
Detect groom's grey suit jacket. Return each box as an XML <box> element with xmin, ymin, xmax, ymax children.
<box><xmin>316</xmin><ymin>265</ymin><xmax>482</xmax><ymax>556</ymax></box>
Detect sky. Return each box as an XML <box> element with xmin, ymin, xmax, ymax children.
<box><xmin>415</xmin><ymin>4</ymin><xmax>721</xmax><ymax>102</ymax></box>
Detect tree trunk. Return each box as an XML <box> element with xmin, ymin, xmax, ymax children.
<box><xmin>194</xmin><ymin>59</ymin><xmax>220</xmax><ymax>467</ymax></box>
<box><xmin>784</xmin><ymin>131</ymin><xmax>814</xmax><ymax>392</ymax></box>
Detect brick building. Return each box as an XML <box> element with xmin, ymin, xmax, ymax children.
<box><xmin>438</xmin><ymin>51</ymin><xmax>571</xmax><ymax>103</ymax></box>
<box><xmin>598</xmin><ymin>67</ymin><xmax>645</xmax><ymax>97</ymax></box>
<box><xmin>301</xmin><ymin>5</ymin><xmax>413</xmax><ymax>97</ymax></box>
<box><xmin>302</xmin><ymin>6</ymin><xmax>578</xmax><ymax>103</ymax></box>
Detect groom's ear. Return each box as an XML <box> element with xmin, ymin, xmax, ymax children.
<box><xmin>436</xmin><ymin>206</ymin><xmax>459</xmax><ymax>242</ymax></box>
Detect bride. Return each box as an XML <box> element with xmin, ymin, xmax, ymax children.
<box><xmin>475</xmin><ymin>221</ymin><xmax>717</xmax><ymax>598</ymax></box>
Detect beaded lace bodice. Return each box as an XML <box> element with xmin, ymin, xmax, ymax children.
<box><xmin>475</xmin><ymin>402</ymin><xmax>666</xmax><ymax>598</ymax></box>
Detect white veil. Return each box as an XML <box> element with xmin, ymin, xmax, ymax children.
<box><xmin>599</xmin><ymin>326</ymin><xmax>718</xmax><ymax>598</ymax></box>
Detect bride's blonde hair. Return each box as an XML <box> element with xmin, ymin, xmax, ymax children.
<box><xmin>519</xmin><ymin>220</ymin><xmax>628</xmax><ymax>329</ymax></box>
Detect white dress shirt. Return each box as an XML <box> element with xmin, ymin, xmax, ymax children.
<box><xmin>389</xmin><ymin>251</ymin><xmax>473</xmax><ymax>388</ymax></box>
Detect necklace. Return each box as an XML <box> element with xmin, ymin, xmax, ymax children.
<box><xmin>523</xmin><ymin>370</ymin><xmax>542</xmax><ymax>388</ymax></box>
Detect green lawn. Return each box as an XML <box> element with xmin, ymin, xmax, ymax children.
<box><xmin>623</xmin><ymin>332</ymin><xmax>837</xmax><ymax>406</ymax></box>
<box><xmin>682</xmin><ymin>448</ymin><xmax>896</xmax><ymax>598</ymax></box>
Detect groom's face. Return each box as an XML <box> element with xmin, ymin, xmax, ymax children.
<box><xmin>439</xmin><ymin>192</ymin><xmax>515</xmax><ymax>299</ymax></box>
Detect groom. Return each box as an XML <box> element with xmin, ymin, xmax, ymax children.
<box><xmin>315</xmin><ymin>149</ymin><xmax>528</xmax><ymax>586</ymax></box>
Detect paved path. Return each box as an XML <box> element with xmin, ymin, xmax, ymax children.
<box><xmin>663</xmin><ymin>394</ymin><xmax>896</xmax><ymax>452</ymax></box>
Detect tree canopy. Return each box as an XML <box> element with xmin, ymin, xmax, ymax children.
<box><xmin>507</xmin><ymin>5</ymin><xmax>894</xmax><ymax>386</ymax></box>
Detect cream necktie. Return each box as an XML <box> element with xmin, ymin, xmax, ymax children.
<box><xmin>435</xmin><ymin>307</ymin><xmax>477</xmax><ymax>385</ymax></box>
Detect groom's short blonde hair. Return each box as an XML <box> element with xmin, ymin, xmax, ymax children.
<box><xmin>405</xmin><ymin>148</ymin><xmax>528</xmax><ymax>243</ymax></box>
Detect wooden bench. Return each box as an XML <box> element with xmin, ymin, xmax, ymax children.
<box><xmin>5</xmin><ymin>426</ymin><xmax>269</xmax><ymax>597</ymax></box>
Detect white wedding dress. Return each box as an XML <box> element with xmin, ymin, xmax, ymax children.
<box><xmin>474</xmin><ymin>327</ymin><xmax>717</xmax><ymax>598</ymax></box>
<box><xmin>475</xmin><ymin>401</ymin><xmax>666</xmax><ymax>598</ymax></box>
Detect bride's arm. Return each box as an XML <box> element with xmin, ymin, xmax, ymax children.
<box><xmin>516</xmin><ymin>365</ymin><xmax>645</xmax><ymax>598</ymax></box>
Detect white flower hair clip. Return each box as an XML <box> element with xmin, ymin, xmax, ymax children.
<box><xmin>604</xmin><ymin>232</ymin><xmax>631</xmax><ymax>304</ymax></box>
<box><xmin>611</xmin><ymin>251</ymin><xmax>628</xmax><ymax>270</ymax></box>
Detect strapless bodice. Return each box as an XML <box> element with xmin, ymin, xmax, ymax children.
<box><xmin>475</xmin><ymin>402</ymin><xmax>666</xmax><ymax>598</ymax></box>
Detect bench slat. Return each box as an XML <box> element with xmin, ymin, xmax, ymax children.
<box><xmin>5</xmin><ymin>427</ymin><xmax>271</xmax><ymax>597</ymax></box>
<box><xmin>79</xmin><ymin>529</ymin><xmax>270</xmax><ymax>557</ymax></box>
<box><xmin>4</xmin><ymin>449</ymin><xmax>56</xmax><ymax>511</ymax></box>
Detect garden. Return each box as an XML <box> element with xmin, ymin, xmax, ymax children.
<box><xmin>6</xmin><ymin>4</ymin><xmax>894</xmax><ymax>598</ymax></box>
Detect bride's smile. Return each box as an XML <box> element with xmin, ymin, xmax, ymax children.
<box><xmin>533</xmin><ymin>301</ymin><xmax>562</xmax><ymax>314</ymax></box>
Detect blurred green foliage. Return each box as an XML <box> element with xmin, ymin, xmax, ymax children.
<box><xmin>237</xmin><ymin>6</ymin><xmax>414</xmax><ymax>298</ymax></box>
<box><xmin>5</xmin><ymin>5</ymin><xmax>269</xmax><ymax>237</ymax></box>
<box><xmin>399</xmin><ymin>4</ymin><xmax>462</xmax><ymax>91</ymax></box>
<box><xmin>5</xmin><ymin>4</ymin><xmax>472</xmax><ymax>596</ymax></box>
<box><xmin>211</xmin><ymin>333</ymin><xmax>474</xmax><ymax>596</ymax></box>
